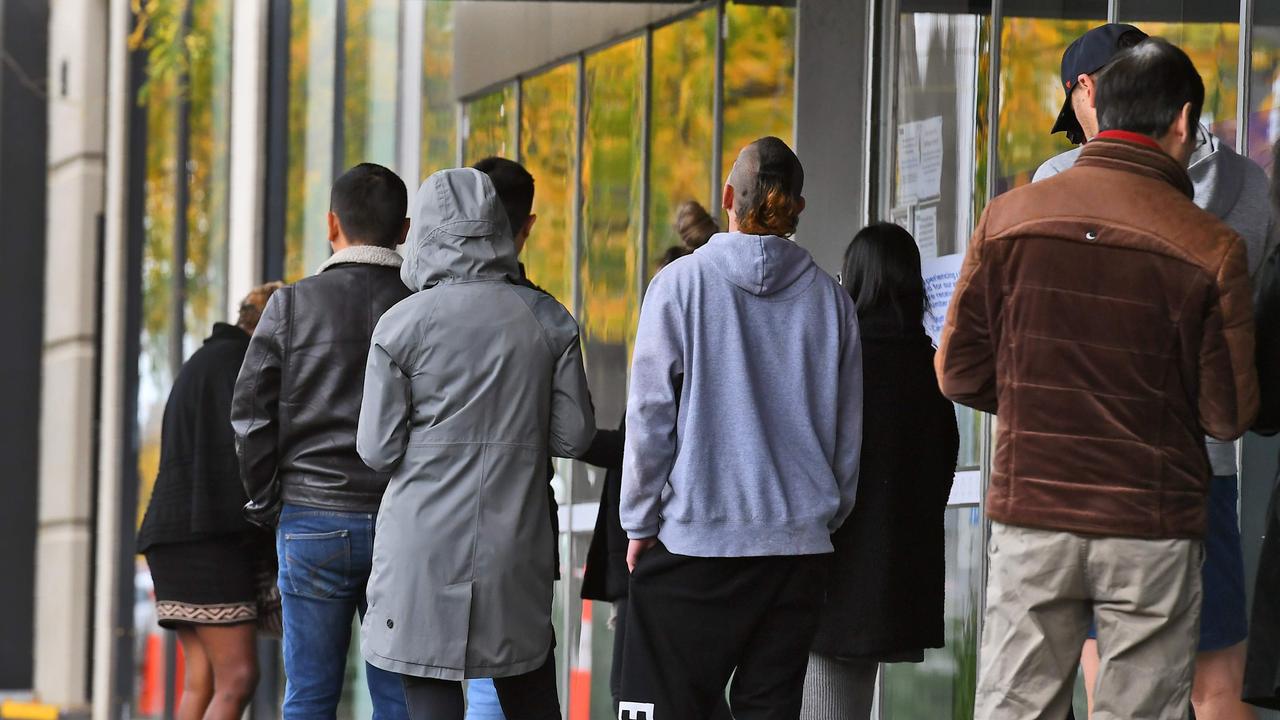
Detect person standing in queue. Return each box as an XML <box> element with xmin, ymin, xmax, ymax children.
<box><xmin>232</xmin><ymin>163</ymin><xmax>413</xmax><ymax>720</ymax></box>
<box><xmin>356</xmin><ymin>168</ymin><xmax>595</xmax><ymax>720</ymax></box>
<box><xmin>138</xmin><ymin>282</ymin><xmax>282</xmax><ymax>720</ymax></box>
<box><xmin>619</xmin><ymin>137</ymin><xmax>863</xmax><ymax>718</ymax></box>
<box><xmin>1034</xmin><ymin>25</ymin><xmax>1276</xmax><ymax>720</ymax></box>
<box><xmin>801</xmin><ymin>223</ymin><xmax>959</xmax><ymax>719</ymax></box>
<box><xmin>941</xmin><ymin>39</ymin><xmax>1257</xmax><ymax>719</ymax></box>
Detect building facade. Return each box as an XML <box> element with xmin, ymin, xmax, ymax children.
<box><xmin>10</xmin><ymin>0</ymin><xmax>1280</xmax><ymax>718</ymax></box>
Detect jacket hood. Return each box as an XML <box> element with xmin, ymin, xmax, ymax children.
<box><xmin>1188</xmin><ymin>126</ymin><xmax>1246</xmax><ymax>220</ymax></box>
<box><xmin>401</xmin><ymin>168</ymin><xmax>520</xmax><ymax>291</ymax></box>
<box><xmin>698</xmin><ymin>232</ymin><xmax>816</xmax><ymax>297</ymax></box>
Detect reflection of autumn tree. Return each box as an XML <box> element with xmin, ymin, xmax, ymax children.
<box><xmin>520</xmin><ymin>64</ymin><xmax>576</xmax><ymax>305</ymax></box>
<box><xmin>422</xmin><ymin>1</ymin><xmax>456</xmax><ymax>178</ymax></box>
<box><xmin>722</xmin><ymin>4</ymin><xmax>796</xmax><ymax>203</ymax></box>
<box><xmin>1138</xmin><ymin>22</ymin><xmax>1239</xmax><ymax>141</ymax></box>
<box><xmin>998</xmin><ymin>18</ymin><xmax>1096</xmax><ymax>190</ymax></box>
<box><xmin>581</xmin><ymin>40</ymin><xmax>642</xmax><ymax>348</ymax></box>
<box><xmin>1250</xmin><ymin>26</ymin><xmax>1280</xmax><ymax>169</ymax></box>
<box><xmin>138</xmin><ymin>67</ymin><xmax>180</xmax><ymax>525</ymax></box>
<box><xmin>285</xmin><ymin>0</ymin><xmax>337</xmax><ymax>281</ymax></box>
<box><xmin>344</xmin><ymin>0</ymin><xmax>397</xmax><ymax>168</ymax></box>
<box><xmin>134</xmin><ymin>0</ymin><xmax>234</xmax><ymax>524</ymax></box>
<box><xmin>649</xmin><ymin>10</ymin><xmax>716</xmax><ymax>265</ymax></box>
<box><xmin>184</xmin><ymin>0</ymin><xmax>232</xmax><ymax>349</ymax></box>
<box><xmin>465</xmin><ymin>88</ymin><xmax>516</xmax><ymax>164</ymax></box>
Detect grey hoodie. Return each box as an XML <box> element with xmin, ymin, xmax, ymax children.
<box><xmin>358</xmin><ymin>168</ymin><xmax>595</xmax><ymax>680</ymax></box>
<box><xmin>621</xmin><ymin>232</ymin><xmax>863</xmax><ymax>557</ymax></box>
<box><xmin>1034</xmin><ymin>127</ymin><xmax>1277</xmax><ymax>476</ymax></box>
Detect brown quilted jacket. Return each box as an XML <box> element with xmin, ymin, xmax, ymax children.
<box><xmin>937</xmin><ymin>134</ymin><xmax>1258</xmax><ymax>539</ymax></box>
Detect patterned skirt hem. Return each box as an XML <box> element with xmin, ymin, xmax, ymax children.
<box><xmin>156</xmin><ymin>600</ymin><xmax>258</xmax><ymax>629</ymax></box>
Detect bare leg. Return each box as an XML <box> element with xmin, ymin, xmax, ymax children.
<box><xmin>175</xmin><ymin>628</ymin><xmax>214</xmax><ymax>720</ymax></box>
<box><xmin>194</xmin><ymin>623</ymin><xmax>259</xmax><ymax>720</ymax></box>
<box><xmin>1080</xmin><ymin>639</ymin><xmax>1098</xmax><ymax>719</ymax></box>
<box><xmin>1192</xmin><ymin>642</ymin><xmax>1256</xmax><ymax>720</ymax></box>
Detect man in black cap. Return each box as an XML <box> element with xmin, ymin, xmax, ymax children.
<box><xmin>1033</xmin><ymin>24</ymin><xmax>1277</xmax><ymax>720</ymax></box>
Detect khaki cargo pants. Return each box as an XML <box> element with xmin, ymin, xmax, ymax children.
<box><xmin>974</xmin><ymin>521</ymin><xmax>1201</xmax><ymax>720</ymax></box>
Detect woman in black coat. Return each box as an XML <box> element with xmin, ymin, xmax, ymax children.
<box><xmin>801</xmin><ymin>223</ymin><xmax>960</xmax><ymax>720</ymax></box>
<box><xmin>136</xmin><ymin>282</ymin><xmax>281</xmax><ymax>720</ymax></box>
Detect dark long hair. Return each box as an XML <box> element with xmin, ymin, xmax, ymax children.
<box><xmin>840</xmin><ymin>222</ymin><xmax>927</xmax><ymax>332</ymax></box>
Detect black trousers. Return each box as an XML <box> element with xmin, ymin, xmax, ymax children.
<box><xmin>400</xmin><ymin>650</ymin><xmax>560</xmax><ymax>720</ymax></box>
<box><xmin>619</xmin><ymin>543</ymin><xmax>827</xmax><ymax>720</ymax></box>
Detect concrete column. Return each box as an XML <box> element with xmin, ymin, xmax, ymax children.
<box><xmin>90</xmin><ymin>0</ymin><xmax>133</xmax><ymax>715</ymax></box>
<box><xmin>793</xmin><ymin>0</ymin><xmax>874</xmax><ymax>275</ymax></box>
<box><xmin>35</xmin><ymin>0</ymin><xmax>108</xmax><ymax>708</ymax></box>
<box><xmin>227</xmin><ymin>0</ymin><xmax>268</xmax><ymax>304</ymax></box>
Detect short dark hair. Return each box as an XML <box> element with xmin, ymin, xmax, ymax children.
<box><xmin>1093</xmin><ymin>38</ymin><xmax>1204</xmax><ymax>138</ymax></box>
<box><xmin>473</xmin><ymin>157</ymin><xmax>534</xmax><ymax>235</ymax></box>
<box><xmin>329</xmin><ymin>163</ymin><xmax>408</xmax><ymax>248</ymax></box>
<box><xmin>841</xmin><ymin>222</ymin><xmax>926</xmax><ymax>331</ymax></box>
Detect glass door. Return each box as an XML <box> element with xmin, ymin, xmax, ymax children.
<box><xmin>876</xmin><ymin>3</ymin><xmax>990</xmax><ymax>717</ymax></box>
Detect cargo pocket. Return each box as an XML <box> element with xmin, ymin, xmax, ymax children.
<box><xmin>283</xmin><ymin>529</ymin><xmax>351</xmax><ymax>599</ymax></box>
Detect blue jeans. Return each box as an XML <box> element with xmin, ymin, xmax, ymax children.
<box><xmin>465</xmin><ymin>679</ymin><xmax>508</xmax><ymax>720</ymax></box>
<box><xmin>277</xmin><ymin>504</ymin><xmax>410</xmax><ymax>720</ymax></box>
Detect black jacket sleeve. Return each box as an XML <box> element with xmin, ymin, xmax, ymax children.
<box><xmin>578</xmin><ymin>427</ymin><xmax>624</xmax><ymax>470</ymax></box>
<box><xmin>231</xmin><ymin>289</ymin><xmax>289</xmax><ymax>526</ymax></box>
<box><xmin>1255</xmin><ymin>246</ymin><xmax>1280</xmax><ymax>435</ymax></box>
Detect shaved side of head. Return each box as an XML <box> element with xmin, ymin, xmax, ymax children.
<box><xmin>726</xmin><ymin>136</ymin><xmax>805</xmax><ymax>237</ymax></box>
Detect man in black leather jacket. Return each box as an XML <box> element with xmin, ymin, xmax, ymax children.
<box><xmin>231</xmin><ymin>163</ymin><xmax>412</xmax><ymax>720</ymax></box>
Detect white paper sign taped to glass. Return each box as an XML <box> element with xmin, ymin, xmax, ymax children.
<box><xmin>922</xmin><ymin>252</ymin><xmax>964</xmax><ymax>345</ymax></box>
<box><xmin>895</xmin><ymin>115</ymin><xmax>945</xmax><ymax>205</ymax></box>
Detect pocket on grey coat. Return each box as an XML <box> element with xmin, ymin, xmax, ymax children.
<box><xmin>283</xmin><ymin>529</ymin><xmax>351</xmax><ymax>599</ymax></box>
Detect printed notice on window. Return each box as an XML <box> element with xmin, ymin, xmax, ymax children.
<box><xmin>896</xmin><ymin>123</ymin><xmax>921</xmax><ymax>205</ymax></box>
<box><xmin>914</xmin><ymin>206</ymin><xmax>938</xmax><ymax>261</ymax></box>
<box><xmin>923</xmin><ymin>252</ymin><xmax>964</xmax><ymax>345</ymax></box>
<box><xmin>917</xmin><ymin>116</ymin><xmax>944</xmax><ymax>200</ymax></box>
<box><xmin>895</xmin><ymin>116</ymin><xmax>945</xmax><ymax>204</ymax></box>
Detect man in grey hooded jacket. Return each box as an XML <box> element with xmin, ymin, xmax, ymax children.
<box><xmin>618</xmin><ymin>137</ymin><xmax>863</xmax><ymax>718</ymax></box>
<box><xmin>1033</xmin><ymin>24</ymin><xmax>1276</xmax><ymax>720</ymax></box>
<box><xmin>356</xmin><ymin>168</ymin><xmax>595</xmax><ymax>720</ymax></box>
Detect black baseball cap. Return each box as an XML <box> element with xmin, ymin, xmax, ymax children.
<box><xmin>1051</xmin><ymin>23</ymin><xmax>1149</xmax><ymax>142</ymax></box>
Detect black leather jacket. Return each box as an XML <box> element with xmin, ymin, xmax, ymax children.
<box><xmin>232</xmin><ymin>255</ymin><xmax>412</xmax><ymax>525</ymax></box>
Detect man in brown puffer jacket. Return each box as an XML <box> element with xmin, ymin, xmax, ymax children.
<box><xmin>937</xmin><ymin>38</ymin><xmax>1257</xmax><ymax>720</ymax></box>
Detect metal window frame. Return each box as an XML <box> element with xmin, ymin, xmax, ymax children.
<box><xmin>711</xmin><ymin>1</ymin><xmax>726</xmax><ymax>211</ymax></box>
<box><xmin>262</xmin><ymin>0</ymin><xmax>290</xmax><ymax>282</ymax></box>
<box><xmin>870</xmin><ymin>1</ymin><xmax>1002</xmax><ymax>714</ymax></box>
<box><xmin>332</xmin><ymin>0</ymin><xmax>348</xmax><ymax>178</ymax></box>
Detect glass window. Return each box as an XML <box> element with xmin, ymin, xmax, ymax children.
<box><xmin>464</xmin><ymin>84</ymin><xmax>517</xmax><ymax>165</ymax></box>
<box><xmin>519</xmin><ymin>63</ymin><xmax>577</xmax><ymax>306</ymax></box>
<box><xmin>879</xmin><ymin>7</ymin><xmax>990</xmax><ymax>717</ymax></box>
<box><xmin>1117</xmin><ymin>2</ymin><xmax>1241</xmax><ymax>149</ymax></box>
<box><xmin>421</xmin><ymin>0</ymin><xmax>457</xmax><ymax>177</ymax></box>
<box><xmin>721</xmin><ymin>2</ymin><xmax>797</xmax><ymax>208</ymax></box>
<box><xmin>581</xmin><ymin>39</ymin><xmax>643</xmax><ymax>431</ymax></box>
<box><xmin>285</xmin><ymin>0</ymin><xmax>339</xmax><ymax>281</ymax></box>
<box><xmin>881</xmin><ymin>507</ymin><xmax>984</xmax><ymax>718</ymax></box>
<box><xmin>1249</xmin><ymin>8</ymin><xmax>1280</xmax><ymax>171</ymax></box>
<box><xmin>996</xmin><ymin>5</ymin><xmax>1108</xmax><ymax>192</ymax></box>
<box><xmin>184</xmin><ymin>0</ymin><xmax>233</xmax><ymax>354</ymax></box>
<box><xmin>648</xmin><ymin>9</ymin><xmax>717</xmax><ymax>275</ymax></box>
<box><xmin>342</xmin><ymin>0</ymin><xmax>399</xmax><ymax>169</ymax></box>
<box><xmin>885</xmin><ymin>6</ymin><xmax>990</xmax><ymax>475</ymax></box>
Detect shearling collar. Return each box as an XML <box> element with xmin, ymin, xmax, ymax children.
<box><xmin>316</xmin><ymin>244</ymin><xmax>403</xmax><ymax>275</ymax></box>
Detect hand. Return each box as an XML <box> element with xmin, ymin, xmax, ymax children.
<box><xmin>627</xmin><ymin>538</ymin><xmax>658</xmax><ymax>573</ymax></box>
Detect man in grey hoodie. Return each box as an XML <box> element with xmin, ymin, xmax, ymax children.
<box><xmin>618</xmin><ymin>137</ymin><xmax>863</xmax><ymax>718</ymax></box>
<box><xmin>1034</xmin><ymin>24</ymin><xmax>1276</xmax><ymax>720</ymax></box>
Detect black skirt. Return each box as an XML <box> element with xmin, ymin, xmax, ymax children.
<box><xmin>145</xmin><ymin>532</ymin><xmax>277</xmax><ymax>630</ymax></box>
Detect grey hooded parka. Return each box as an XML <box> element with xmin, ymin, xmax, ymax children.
<box><xmin>357</xmin><ymin>168</ymin><xmax>595</xmax><ymax>680</ymax></box>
